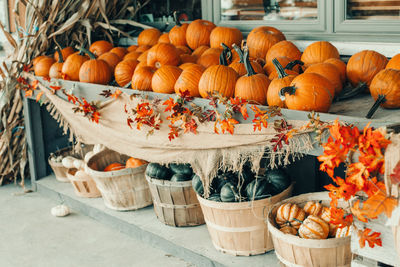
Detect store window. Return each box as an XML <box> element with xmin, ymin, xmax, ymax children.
<box><xmin>138</xmin><ymin>0</ymin><xmax>202</xmax><ymax>23</ymax></box>
<box><xmin>346</xmin><ymin>0</ymin><xmax>400</xmax><ymax>20</ymax></box>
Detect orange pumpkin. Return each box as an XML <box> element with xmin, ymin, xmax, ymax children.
<box><xmin>98</xmin><ymin>52</ymin><xmax>121</xmax><ymax>73</ymax></box>
<box><xmin>137</xmin><ymin>50</ymin><xmax>149</xmax><ymax>63</ymax></box>
<box><xmin>198</xmin><ymin>50</ymin><xmax>238</xmax><ymax>98</ymax></box>
<box><xmin>298</xmin><ymin>215</ymin><xmax>329</xmax><ymax>239</ymax></box>
<box><xmin>138</xmin><ymin>28</ymin><xmax>162</xmax><ymax>47</ymax></box>
<box><xmin>324</xmin><ymin>58</ymin><xmax>347</xmax><ymax>83</ymax></box>
<box><xmin>303</xmin><ymin>201</ymin><xmax>323</xmax><ymax>216</ymax></box>
<box><xmin>89</xmin><ymin>40</ymin><xmax>113</xmax><ymax>57</ymax></box>
<box><xmin>32</xmin><ymin>55</ymin><xmax>47</xmax><ymax>66</ymax></box>
<box><xmin>125</xmin><ymin>157</ymin><xmax>147</xmax><ymax>168</ymax></box>
<box><xmin>49</xmin><ymin>50</ymin><xmax>64</xmax><ymax>79</ymax></box>
<box><xmin>180</xmin><ymin>54</ymin><xmax>197</xmax><ymax>64</ymax></box>
<box><xmin>247</xmin><ymin>26</ymin><xmax>285</xmax><ymax>59</ymax></box>
<box><xmin>346</xmin><ymin>50</ymin><xmax>388</xmax><ymax>88</ymax></box>
<box><xmin>386</xmin><ymin>53</ymin><xmax>400</xmax><ymax>70</ymax></box>
<box><xmin>174</xmin><ymin>64</ymin><xmax>205</xmax><ymax>97</ymax></box>
<box><xmin>151</xmin><ymin>65</ymin><xmax>182</xmax><ymax>94</ymax></box>
<box><xmin>176</xmin><ymin>46</ymin><xmax>192</xmax><ymax>55</ymax></box>
<box><xmin>192</xmin><ymin>45</ymin><xmax>210</xmax><ymax>60</ymax></box>
<box><xmin>301</xmin><ymin>41</ymin><xmax>340</xmax><ymax>66</ymax></box>
<box><xmin>209</xmin><ymin>26</ymin><xmax>243</xmax><ymax>49</ymax></box>
<box><xmin>169</xmin><ymin>11</ymin><xmax>189</xmax><ymax>47</ymax></box>
<box><xmin>136</xmin><ymin>45</ymin><xmax>151</xmax><ymax>53</ymax></box>
<box><xmin>186</xmin><ymin>19</ymin><xmax>216</xmax><ymax>50</ymax></box>
<box><xmin>234</xmin><ymin>48</ymin><xmax>270</xmax><ymax>105</ymax></box>
<box><xmin>275</xmin><ymin>203</ymin><xmax>306</xmax><ymax>229</ymax></box>
<box><xmin>268</xmin><ymin>57</ymin><xmax>299</xmax><ymax>80</ymax></box>
<box><xmin>229</xmin><ymin>44</ymin><xmax>264</xmax><ymax>76</ymax></box>
<box><xmin>109</xmin><ymin>47</ymin><xmax>128</xmax><ymax>59</ymax></box>
<box><xmin>132</xmin><ymin>66</ymin><xmax>157</xmax><ymax>91</ymax></box>
<box><xmin>158</xmin><ymin>33</ymin><xmax>170</xmax><ymax>44</ymax></box>
<box><xmin>280</xmin><ymin>73</ymin><xmax>334</xmax><ymax>112</ymax></box>
<box><xmin>280</xmin><ymin>225</ymin><xmax>298</xmax><ymax>235</ymax></box>
<box><xmin>265</xmin><ymin>41</ymin><xmax>301</xmax><ymax>69</ymax></box>
<box><xmin>124</xmin><ymin>51</ymin><xmax>142</xmax><ymax>61</ymax></box>
<box><xmin>127</xmin><ymin>45</ymin><xmax>138</xmax><ymax>52</ymax></box>
<box><xmin>197</xmin><ymin>51</ymin><xmax>221</xmax><ymax>68</ymax></box>
<box><xmin>34</xmin><ymin>57</ymin><xmax>56</xmax><ymax>77</ymax></box>
<box><xmin>304</xmin><ymin>62</ymin><xmax>343</xmax><ymax>95</ymax></box>
<box><xmin>54</xmin><ymin>46</ymin><xmax>75</xmax><ymax>61</ymax></box>
<box><xmin>265</xmin><ymin>56</ymin><xmax>291</xmax><ymax>76</ymax></box>
<box><xmin>147</xmin><ymin>43</ymin><xmax>180</xmax><ymax>68</ymax></box>
<box><xmin>114</xmin><ymin>59</ymin><xmax>139</xmax><ymax>87</ymax></box>
<box><xmin>267</xmin><ymin>58</ymin><xmax>297</xmax><ymax>108</ymax></box>
<box><xmin>179</xmin><ymin>62</ymin><xmax>197</xmax><ymax>70</ymax></box>
<box><xmin>79</xmin><ymin>48</ymin><xmax>112</xmax><ymax>85</ymax></box>
<box><xmin>103</xmin><ymin>162</ymin><xmax>125</xmax><ymax>172</ymax></box>
<box><xmin>61</xmin><ymin>52</ymin><xmax>89</xmax><ymax>81</ymax></box>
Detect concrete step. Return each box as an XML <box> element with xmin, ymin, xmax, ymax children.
<box><xmin>36</xmin><ymin>175</ymin><xmax>280</xmax><ymax>267</ymax></box>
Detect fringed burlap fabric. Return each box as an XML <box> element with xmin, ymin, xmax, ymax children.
<box><xmin>33</xmin><ymin>77</ymin><xmax>315</xmax><ymax>195</ymax></box>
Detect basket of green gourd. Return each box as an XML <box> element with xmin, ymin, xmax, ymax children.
<box><xmin>145</xmin><ymin>163</ymin><xmax>205</xmax><ymax>227</ymax></box>
<box><xmin>194</xmin><ymin>166</ymin><xmax>294</xmax><ymax>256</ymax></box>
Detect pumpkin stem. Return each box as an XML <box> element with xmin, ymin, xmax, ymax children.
<box><xmin>335</xmin><ymin>82</ymin><xmax>367</xmax><ymax>101</ymax></box>
<box><xmin>293</xmin><ymin>218</ymin><xmax>304</xmax><ymax>223</ymax></box>
<box><xmin>173</xmin><ymin>11</ymin><xmax>182</xmax><ymax>27</ymax></box>
<box><xmin>76</xmin><ymin>46</ymin><xmax>96</xmax><ymax>59</ymax></box>
<box><xmin>55</xmin><ymin>48</ymin><xmax>64</xmax><ymax>63</ymax></box>
<box><xmin>219</xmin><ymin>46</ymin><xmax>228</xmax><ymax>66</ymax></box>
<box><xmin>232</xmin><ymin>43</ymin><xmax>244</xmax><ymax>63</ymax></box>
<box><xmin>366</xmin><ymin>94</ymin><xmax>386</xmax><ymax>119</ymax></box>
<box><xmin>272</xmin><ymin>58</ymin><xmax>288</xmax><ymax>79</ymax></box>
<box><xmin>221</xmin><ymin>43</ymin><xmax>232</xmax><ymax>62</ymax></box>
<box><xmin>279</xmin><ymin>86</ymin><xmax>296</xmax><ymax>101</ymax></box>
<box><xmin>285</xmin><ymin>60</ymin><xmax>304</xmax><ymax>73</ymax></box>
<box><xmin>243</xmin><ymin>47</ymin><xmax>256</xmax><ymax>76</ymax></box>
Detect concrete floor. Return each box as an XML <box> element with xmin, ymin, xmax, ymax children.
<box><xmin>0</xmin><ymin>184</ymin><xmax>192</xmax><ymax>267</ymax></box>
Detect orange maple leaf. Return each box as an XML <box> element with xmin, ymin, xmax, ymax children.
<box><xmin>31</xmin><ymin>80</ymin><xmax>39</xmax><ymax>90</ymax></box>
<box><xmin>324</xmin><ymin>177</ymin><xmax>357</xmax><ymax>203</ymax></box>
<box><xmin>362</xmin><ymin>190</ymin><xmax>397</xmax><ymax>218</ymax></box>
<box><xmin>220</xmin><ymin>118</ymin><xmax>238</xmax><ymax>135</ymax></box>
<box><xmin>36</xmin><ymin>91</ymin><xmax>44</xmax><ymax>102</ymax></box>
<box><xmin>240</xmin><ymin>104</ymin><xmax>249</xmax><ymax>120</ymax></box>
<box><xmin>346</xmin><ymin>162</ymin><xmax>368</xmax><ymax>190</ymax></box>
<box><xmin>49</xmin><ymin>85</ymin><xmax>62</xmax><ymax>92</ymax></box>
<box><xmin>351</xmin><ymin>200</ymin><xmax>369</xmax><ymax>223</ymax></box>
<box><xmin>91</xmin><ymin>111</ymin><xmax>100</xmax><ymax>123</ymax></box>
<box><xmin>25</xmin><ymin>90</ymin><xmax>33</xmax><ymax>97</ymax></box>
<box><xmin>362</xmin><ymin>177</ymin><xmax>386</xmax><ymax>197</ymax></box>
<box><xmin>329</xmin><ymin>207</ymin><xmax>353</xmax><ymax>227</ymax></box>
<box><xmin>358</xmin><ymin>228</ymin><xmax>382</xmax><ymax>248</ymax></box>
<box><xmin>163</xmin><ymin>98</ymin><xmax>176</xmax><ymax>112</ymax></box>
<box><xmin>111</xmin><ymin>89</ymin><xmax>122</xmax><ymax>99</ymax></box>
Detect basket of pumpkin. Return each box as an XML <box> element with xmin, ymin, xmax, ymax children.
<box><xmin>194</xmin><ymin>166</ymin><xmax>293</xmax><ymax>256</ymax></box>
<box><xmin>267</xmin><ymin>192</ymin><xmax>352</xmax><ymax>267</ymax></box>
<box><xmin>145</xmin><ymin>163</ymin><xmax>205</xmax><ymax>227</ymax></box>
<box><xmin>85</xmin><ymin>148</ymin><xmax>152</xmax><ymax>211</ymax></box>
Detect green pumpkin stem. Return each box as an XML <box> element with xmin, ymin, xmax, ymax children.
<box><xmin>76</xmin><ymin>46</ymin><xmax>96</xmax><ymax>59</ymax></box>
<box><xmin>219</xmin><ymin>46</ymin><xmax>228</xmax><ymax>66</ymax></box>
<box><xmin>55</xmin><ymin>48</ymin><xmax>64</xmax><ymax>63</ymax></box>
<box><xmin>366</xmin><ymin>94</ymin><xmax>386</xmax><ymax>119</ymax></box>
<box><xmin>232</xmin><ymin>43</ymin><xmax>244</xmax><ymax>63</ymax></box>
<box><xmin>221</xmin><ymin>43</ymin><xmax>232</xmax><ymax>62</ymax></box>
<box><xmin>335</xmin><ymin>82</ymin><xmax>367</xmax><ymax>102</ymax></box>
<box><xmin>285</xmin><ymin>60</ymin><xmax>304</xmax><ymax>72</ymax></box>
<box><xmin>279</xmin><ymin>86</ymin><xmax>296</xmax><ymax>101</ymax></box>
<box><xmin>272</xmin><ymin>58</ymin><xmax>288</xmax><ymax>79</ymax></box>
<box><xmin>243</xmin><ymin>48</ymin><xmax>256</xmax><ymax>76</ymax></box>
<box><xmin>173</xmin><ymin>11</ymin><xmax>181</xmax><ymax>27</ymax></box>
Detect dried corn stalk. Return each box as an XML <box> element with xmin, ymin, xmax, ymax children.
<box><xmin>0</xmin><ymin>0</ymin><xmax>150</xmax><ymax>186</ymax></box>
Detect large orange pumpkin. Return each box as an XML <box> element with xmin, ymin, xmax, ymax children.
<box><xmin>174</xmin><ymin>64</ymin><xmax>205</xmax><ymax>97</ymax></box>
<box><xmin>34</xmin><ymin>57</ymin><xmax>56</xmax><ymax>77</ymax></box>
<box><xmin>186</xmin><ymin>19</ymin><xmax>216</xmax><ymax>50</ymax></box>
<box><xmin>109</xmin><ymin>47</ymin><xmax>128</xmax><ymax>59</ymax></box>
<box><xmin>131</xmin><ymin>66</ymin><xmax>157</xmax><ymax>91</ymax></box>
<box><xmin>246</xmin><ymin>26</ymin><xmax>285</xmax><ymax>59</ymax></box>
<box><xmin>54</xmin><ymin>46</ymin><xmax>74</xmax><ymax>62</ymax></box>
<box><xmin>234</xmin><ymin>48</ymin><xmax>270</xmax><ymax>105</ymax></box>
<box><xmin>61</xmin><ymin>52</ymin><xmax>89</xmax><ymax>81</ymax></box>
<box><xmin>346</xmin><ymin>50</ymin><xmax>388</xmax><ymax>88</ymax></box>
<box><xmin>158</xmin><ymin>33</ymin><xmax>170</xmax><ymax>44</ymax></box>
<box><xmin>198</xmin><ymin>50</ymin><xmax>238</xmax><ymax>98</ymax></box>
<box><xmin>304</xmin><ymin>62</ymin><xmax>343</xmax><ymax>95</ymax></box>
<box><xmin>79</xmin><ymin>48</ymin><xmax>112</xmax><ymax>85</ymax></box>
<box><xmin>98</xmin><ymin>52</ymin><xmax>121</xmax><ymax>73</ymax></box>
<box><xmin>280</xmin><ymin>73</ymin><xmax>334</xmax><ymax>112</ymax></box>
<box><xmin>265</xmin><ymin>41</ymin><xmax>301</xmax><ymax>69</ymax></box>
<box><xmin>209</xmin><ymin>26</ymin><xmax>243</xmax><ymax>49</ymax></box>
<box><xmin>275</xmin><ymin>203</ymin><xmax>306</xmax><ymax>229</ymax></box>
<box><xmin>147</xmin><ymin>43</ymin><xmax>180</xmax><ymax>68</ymax></box>
<box><xmin>124</xmin><ymin>51</ymin><xmax>142</xmax><ymax>61</ymax></box>
<box><xmin>386</xmin><ymin>53</ymin><xmax>400</xmax><ymax>70</ymax></box>
<box><xmin>301</xmin><ymin>41</ymin><xmax>340</xmax><ymax>66</ymax></box>
<box><xmin>89</xmin><ymin>40</ymin><xmax>113</xmax><ymax>57</ymax></box>
<box><xmin>298</xmin><ymin>215</ymin><xmax>330</xmax><ymax>239</ymax></box>
<box><xmin>137</xmin><ymin>50</ymin><xmax>149</xmax><ymax>63</ymax></box>
<box><xmin>49</xmin><ymin>50</ymin><xmax>64</xmax><ymax>79</ymax></box>
<box><xmin>267</xmin><ymin>58</ymin><xmax>297</xmax><ymax>108</ymax></box>
<box><xmin>103</xmin><ymin>162</ymin><xmax>125</xmax><ymax>172</ymax></box>
<box><xmin>151</xmin><ymin>65</ymin><xmax>182</xmax><ymax>94</ymax></box>
<box><xmin>229</xmin><ymin>44</ymin><xmax>264</xmax><ymax>76</ymax></box>
<box><xmin>196</xmin><ymin>47</ymin><xmax>222</xmax><ymax>68</ymax></box>
<box><xmin>138</xmin><ymin>28</ymin><xmax>162</xmax><ymax>47</ymax></box>
<box><xmin>114</xmin><ymin>59</ymin><xmax>139</xmax><ymax>87</ymax></box>
<box><xmin>169</xmin><ymin>11</ymin><xmax>188</xmax><ymax>47</ymax></box>
<box><xmin>324</xmin><ymin>58</ymin><xmax>347</xmax><ymax>83</ymax></box>
<box><xmin>125</xmin><ymin>157</ymin><xmax>147</xmax><ymax>168</ymax></box>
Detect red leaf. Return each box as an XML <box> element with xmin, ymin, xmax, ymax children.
<box><xmin>49</xmin><ymin>85</ymin><xmax>61</xmax><ymax>92</ymax></box>
<box><xmin>358</xmin><ymin>228</ymin><xmax>382</xmax><ymax>248</ymax></box>
<box><xmin>163</xmin><ymin>98</ymin><xmax>176</xmax><ymax>112</ymax></box>
<box><xmin>43</xmin><ymin>76</ymin><xmax>51</xmax><ymax>82</ymax></box>
<box><xmin>390</xmin><ymin>161</ymin><xmax>400</xmax><ymax>185</ymax></box>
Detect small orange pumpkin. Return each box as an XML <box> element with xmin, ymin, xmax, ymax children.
<box><xmin>229</xmin><ymin>44</ymin><xmax>264</xmax><ymax>76</ymax></box>
<box><xmin>209</xmin><ymin>26</ymin><xmax>243</xmax><ymax>49</ymax></box>
<box><xmin>247</xmin><ymin>26</ymin><xmax>285</xmax><ymax>59</ymax></box>
<box><xmin>137</xmin><ymin>50</ymin><xmax>149</xmax><ymax>63</ymax></box>
<box><xmin>179</xmin><ymin>62</ymin><xmax>197</xmax><ymax>70</ymax></box>
<box><xmin>61</xmin><ymin>52</ymin><xmax>89</xmax><ymax>81</ymax></box>
<box><xmin>301</xmin><ymin>41</ymin><xmax>340</xmax><ymax>66</ymax></box>
<box><xmin>298</xmin><ymin>215</ymin><xmax>330</xmax><ymax>239</ymax></box>
<box><xmin>49</xmin><ymin>50</ymin><xmax>64</xmax><ymax>79</ymax></box>
<box><xmin>158</xmin><ymin>33</ymin><xmax>170</xmax><ymax>44</ymax></box>
<box><xmin>126</xmin><ymin>157</ymin><xmax>147</xmax><ymax>168</ymax></box>
<box><xmin>89</xmin><ymin>40</ymin><xmax>113</xmax><ymax>57</ymax></box>
<box><xmin>303</xmin><ymin>201</ymin><xmax>323</xmax><ymax>216</ymax></box>
<box><xmin>109</xmin><ymin>47</ymin><xmax>128</xmax><ymax>59</ymax></box>
<box><xmin>127</xmin><ymin>45</ymin><xmax>138</xmax><ymax>52</ymax></box>
<box><xmin>147</xmin><ymin>43</ymin><xmax>180</xmax><ymax>68</ymax></box>
<box><xmin>114</xmin><ymin>59</ymin><xmax>139</xmax><ymax>87</ymax></box>
<box><xmin>386</xmin><ymin>53</ymin><xmax>400</xmax><ymax>70</ymax></box>
<box><xmin>265</xmin><ymin>41</ymin><xmax>301</xmax><ymax>69</ymax></box>
<box><xmin>151</xmin><ymin>65</ymin><xmax>182</xmax><ymax>94</ymax></box>
<box><xmin>180</xmin><ymin>54</ymin><xmax>197</xmax><ymax>64</ymax></box>
<box><xmin>79</xmin><ymin>47</ymin><xmax>112</xmax><ymax>85</ymax></box>
<box><xmin>138</xmin><ymin>28</ymin><xmax>162</xmax><ymax>47</ymax></box>
<box><xmin>304</xmin><ymin>62</ymin><xmax>343</xmax><ymax>95</ymax></box>
<box><xmin>275</xmin><ymin>203</ymin><xmax>306</xmax><ymax>229</ymax></box>
<box><xmin>176</xmin><ymin>46</ymin><xmax>192</xmax><ymax>55</ymax></box>
<box><xmin>136</xmin><ymin>45</ymin><xmax>151</xmax><ymax>53</ymax></box>
<box><xmin>32</xmin><ymin>55</ymin><xmax>47</xmax><ymax>66</ymax></box>
<box><xmin>98</xmin><ymin>52</ymin><xmax>121</xmax><ymax>73</ymax></box>
<box><xmin>324</xmin><ymin>58</ymin><xmax>347</xmax><ymax>83</ymax></box>
<box><xmin>104</xmin><ymin>162</ymin><xmax>125</xmax><ymax>172</ymax></box>
<box><xmin>54</xmin><ymin>46</ymin><xmax>75</xmax><ymax>62</ymax></box>
<box><xmin>186</xmin><ymin>19</ymin><xmax>216</xmax><ymax>50</ymax></box>
<box><xmin>132</xmin><ymin>66</ymin><xmax>157</xmax><ymax>91</ymax></box>
<box><xmin>279</xmin><ymin>225</ymin><xmax>298</xmax><ymax>235</ymax></box>
<box><xmin>34</xmin><ymin>57</ymin><xmax>56</xmax><ymax>77</ymax></box>
<box><xmin>124</xmin><ymin>51</ymin><xmax>142</xmax><ymax>61</ymax></box>
<box><xmin>174</xmin><ymin>64</ymin><xmax>205</xmax><ymax>97</ymax></box>
<box><xmin>169</xmin><ymin>11</ymin><xmax>188</xmax><ymax>47</ymax></box>
<box><xmin>192</xmin><ymin>45</ymin><xmax>210</xmax><ymax>60</ymax></box>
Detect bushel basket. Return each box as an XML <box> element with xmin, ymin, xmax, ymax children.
<box><xmin>67</xmin><ymin>168</ymin><xmax>101</xmax><ymax>198</ymax></box>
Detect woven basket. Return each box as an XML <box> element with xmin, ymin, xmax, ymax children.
<box><xmin>197</xmin><ymin>183</ymin><xmax>294</xmax><ymax>256</ymax></box>
<box><xmin>85</xmin><ymin>149</ymin><xmax>152</xmax><ymax>211</ymax></box>
<box><xmin>267</xmin><ymin>192</ymin><xmax>352</xmax><ymax>267</ymax></box>
<box><xmin>146</xmin><ymin>175</ymin><xmax>205</xmax><ymax>227</ymax></box>
<box><xmin>67</xmin><ymin>168</ymin><xmax>101</xmax><ymax>198</ymax></box>
<box><xmin>48</xmin><ymin>147</ymin><xmax>73</xmax><ymax>182</ymax></box>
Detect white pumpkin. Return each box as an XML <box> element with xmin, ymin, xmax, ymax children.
<box><xmin>73</xmin><ymin>159</ymin><xmax>85</xmax><ymax>170</ymax></box>
<box><xmin>335</xmin><ymin>225</ymin><xmax>352</xmax><ymax>238</ymax></box>
<box><xmin>51</xmin><ymin>205</ymin><xmax>70</xmax><ymax>217</ymax></box>
<box><xmin>62</xmin><ymin>156</ymin><xmax>77</xmax><ymax>169</ymax></box>
<box><xmin>93</xmin><ymin>144</ymin><xmax>105</xmax><ymax>154</ymax></box>
<box><xmin>84</xmin><ymin>151</ymin><xmax>94</xmax><ymax>163</ymax></box>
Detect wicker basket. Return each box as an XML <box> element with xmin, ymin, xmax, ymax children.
<box><xmin>67</xmin><ymin>168</ymin><xmax>101</xmax><ymax>198</ymax></box>
<box><xmin>146</xmin><ymin>175</ymin><xmax>205</xmax><ymax>227</ymax></box>
<box><xmin>197</xmin><ymin>184</ymin><xmax>294</xmax><ymax>256</ymax></box>
<box><xmin>48</xmin><ymin>147</ymin><xmax>73</xmax><ymax>182</ymax></box>
<box><xmin>85</xmin><ymin>149</ymin><xmax>152</xmax><ymax>211</ymax></box>
<box><xmin>267</xmin><ymin>192</ymin><xmax>352</xmax><ymax>267</ymax></box>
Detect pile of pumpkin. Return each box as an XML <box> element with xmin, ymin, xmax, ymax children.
<box><xmin>32</xmin><ymin>16</ymin><xmax>400</xmax><ymax>114</ymax></box>
<box><xmin>145</xmin><ymin>162</ymin><xmax>195</xmax><ymax>182</ymax></box>
<box><xmin>102</xmin><ymin>157</ymin><xmax>147</xmax><ymax>172</ymax></box>
<box><xmin>275</xmin><ymin>201</ymin><xmax>351</xmax><ymax>239</ymax></box>
<box><xmin>192</xmin><ymin>166</ymin><xmax>291</xmax><ymax>202</ymax></box>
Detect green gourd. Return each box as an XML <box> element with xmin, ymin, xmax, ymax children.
<box><xmin>145</xmin><ymin>163</ymin><xmax>171</xmax><ymax>180</ymax></box>
<box><xmin>169</xmin><ymin>163</ymin><xmax>193</xmax><ymax>176</ymax></box>
<box><xmin>207</xmin><ymin>194</ymin><xmax>222</xmax><ymax>202</ymax></box>
<box><xmin>192</xmin><ymin>174</ymin><xmax>204</xmax><ymax>196</ymax></box>
<box><xmin>245</xmin><ymin>178</ymin><xmax>274</xmax><ymax>201</ymax></box>
<box><xmin>170</xmin><ymin>173</ymin><xmax>192</xmax><ymax>182</ymax></box>
<box><xmin>264</xmin><ymin>169</ymin><xmax>291</xmax><ymax>194</ymax></box>
<box><xmin>220</xmin><ymin>182</ymin><xmax>241</xmax><ymax>202</ymax></box>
